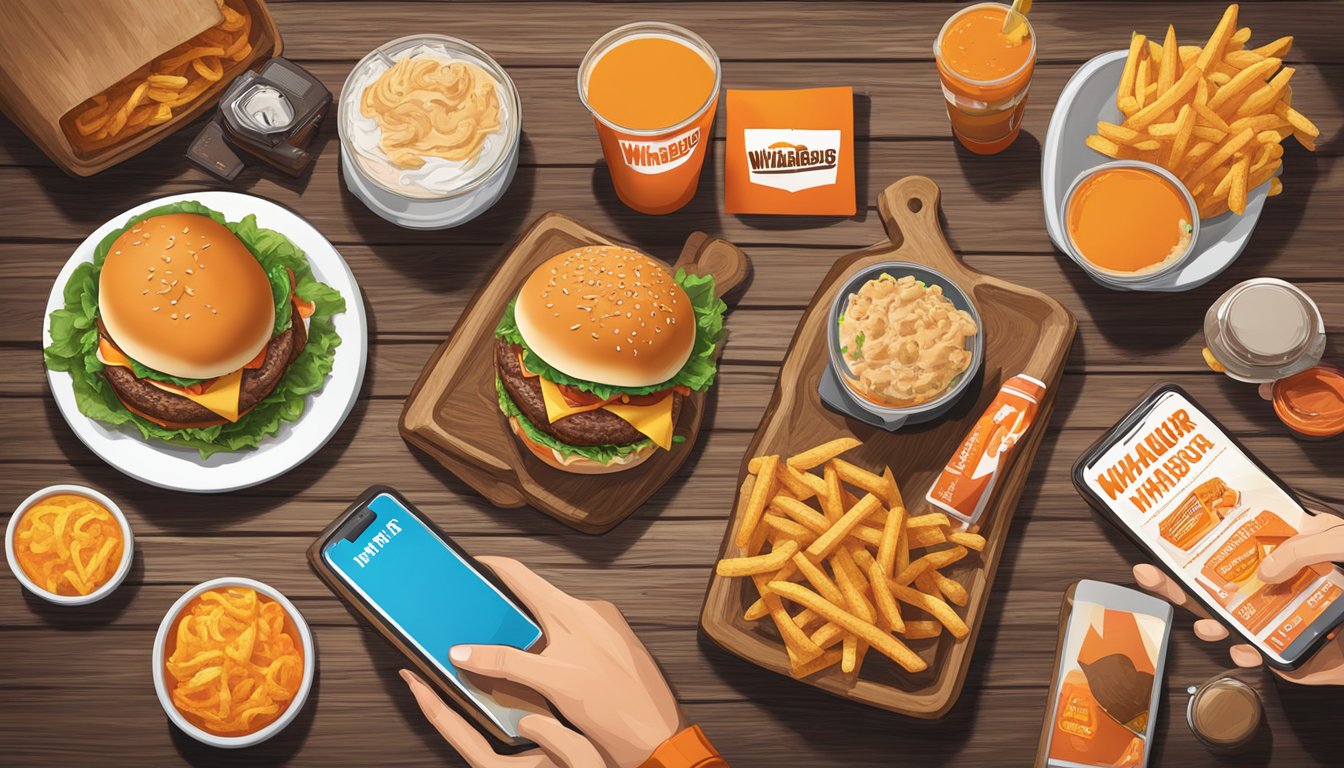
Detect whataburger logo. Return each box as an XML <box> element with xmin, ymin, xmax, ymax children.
<box><xmin>619</xmin><ymin>126</ymin><xmax>701</xmax><ymax>175</ymax></box>
<box><xmin>744</xmin><ymin>128</ymin><xmax>840</xmax><ymax>193</ymax></box>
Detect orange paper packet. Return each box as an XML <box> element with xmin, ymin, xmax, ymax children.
<box><xmin>725</xmin><ymin>87</ymin><xmax>855</xmax><ymax>215</ymax></box>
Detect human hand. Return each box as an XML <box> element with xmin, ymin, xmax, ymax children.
<box><xmin>1132</xmin><ymin>511</ymin><xmax>1344</xmax><ymax>685</ymax></box>
<box><xmin>401</xmin><ymin>556</ymin><xmax>684</xmax><ymax>767</ymax></box>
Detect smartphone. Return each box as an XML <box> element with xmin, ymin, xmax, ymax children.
<box><xmin>1041</xmin><ymin>580</ymin><xmax>1173</xmax><ymax>768</ymax></box>
<box><xmin>1073</xmin><ymin>384</ymin><xmax>1344</xmax><ymax>669</ymax></box>
<box><xmin>309</xmin><ymin>486</ymin><xmax>544</xmax><ymax>748</ymax></box>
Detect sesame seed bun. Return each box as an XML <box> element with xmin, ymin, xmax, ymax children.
<box><xmin>98</xmin><ymin>213</ymin><xmax>275</xmax><ymax>380</ymax></box>
<box><xmin>512</xmin><ymin>246</ymin><xmax>694</xmax><ymax>388</ymax></box>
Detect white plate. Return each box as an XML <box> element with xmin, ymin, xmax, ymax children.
<box><xmin>1042</xmin><ymin>50</ymin><xmax>1269</xmax><ymax>292</ymax></box>
<box><xmin>42</xmin><ymin>192</ymin><xmax>367</xmax><ymax>493</ymax></box>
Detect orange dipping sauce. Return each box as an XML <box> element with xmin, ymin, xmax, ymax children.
<box><xmin>938</xmin><ymin>5</ymin><xmax>1033</xmax><ymax>82</ymax></box>
<box><xmin>1067</xmin><ymin>167</ymin><xmax>1193</xmax><ymax>275</ymax></box>
<box><xmin>1274</xmin><ymin>366</ymin><xmax>1344</xmax><ymax>439</ymax></box>
<box><xmin>584</xmin><ymin>35</ymin><xmax>715</xmax><ymax>131</ymax></box>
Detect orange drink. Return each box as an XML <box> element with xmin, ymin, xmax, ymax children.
<box><xmin>579</xmin><ymin>23</ymin><xmax>721</xmax><ymax>214</ymax></box>
<box><xmin>935</xmin><ymin>3</ymin><xmax>1036</xmax><ymax>154</ymax></box>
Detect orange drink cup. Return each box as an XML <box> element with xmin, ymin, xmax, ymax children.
<box><xmin>579</xmin><ymin>23</ymin><xmax>721</xmax><ymax>214</ymax></box>
<box><xmin>935</xmin><ymin>2</ymin><xmax>1036</xmax><ymax>154</ymax></box>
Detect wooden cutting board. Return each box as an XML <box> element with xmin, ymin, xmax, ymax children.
<box><xmin>699</xmin><ymin>175</ymin><xmax>1077</xmax><ymax>718</ymax></box>
<box><xmin>400</xmin><ymin>212</ymin><xmax>749</xmax><ymax>534</ymax></box>
<box><xmin>0</xmin><ymin>0</ymin><xmax>280</xmax><ymax>176</ymax></box>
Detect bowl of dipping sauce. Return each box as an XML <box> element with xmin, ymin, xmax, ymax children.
<box><xmin>824</xmin><ymin>263</ymin><xmax>983</xmax><ymax>430</ymax></box>
<box><xmin>1273</xmin><ymin>366</ymin><xmax>1344</xmax><ymax>440</ymax></box>
<box><xmin>1063</xmin><ymin>160</ymin><xmax>1198</xmax><ymax>287</ymax></box>
<box><xmin>153</xmin><ymin>578</ymin><xmax>314</xmax><ymax>748</ymax></box>
<box><xmin>339</xmin><ymin>34</ymin><xmax>521</xmax><ymax>229</ymax></box>
<box><xmin>6</xmin><ymin>484</ymin><xmax>132</xmax><ymax>606</ymax></box>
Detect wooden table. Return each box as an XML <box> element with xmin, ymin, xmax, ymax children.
<box><xmin>1</xmin><ymin>2</ymin><xmax>1340</xmax><ymax>765</ymax></box>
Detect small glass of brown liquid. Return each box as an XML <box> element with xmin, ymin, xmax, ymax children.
<box><xmin>1186</xmin><ymin>674</ymin><xmax>1264</xmax><ymax>753</ymax></box>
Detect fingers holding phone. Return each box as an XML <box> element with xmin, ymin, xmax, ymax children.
<box><xmin>452</xmin><ymin>556</ymin><xmax>685</xmax><ymax>768</ymax></box>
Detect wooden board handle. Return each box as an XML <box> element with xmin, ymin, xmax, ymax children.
<box><xmin>673</xmin><ymin>232</ymin><xmax>750</xmax><ymax>298</ymax></box>
<box><xmin>876</xmin><ymin>175</ymin><xmax>972</xmax><ymax>282</ymax></box>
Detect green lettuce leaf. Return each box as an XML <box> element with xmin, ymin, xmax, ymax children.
<box><xmin>495</xmin><ymin>376</ymin><xmax>657</xmax><ymax>465</ymax></box>
<box><xmin>494</xmin><ymin>269</ymin><xmax>727</xmax><ymax>401</ymax></box>
<box><xmin>44</xmin><ymin>200</ymin><xmax>345</xmax><ymax>459</ymax></box>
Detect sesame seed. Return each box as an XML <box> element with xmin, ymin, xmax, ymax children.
<box><xmin>569</xmin><ymin>324</ymin><xmax>581</xmax><ymax>331</ymax></box>
<box><xmin>616</xmin><ymin>345</ymin><xmax>621</xmax><ymax>352</ymax></box>
<box><xmin>152</xmin><ymin>307</ymin><xmax>160</xmax><ymax>311</ymax></box>
<box><xmin>170</xmin><ymin>313</ymin><xmax>178</xmax><ymax>320</ymax></box>
<box><xmin>182</xmin><ymin>227</ymin><xmax>189</xmax><ymax>234</ymax></box>
<box><xmin>142</xmin><ymin>289</ymin><xmax>148</xmax><ymax>295</ymax></box>
<box><xmin>170</xmin><ymin>300</ymin><xmax>177</xmax><ymax>305</ymax></box>
<box><xmin>131</xmin><ymin>241</ymin><xmax>142</xmax><ymax>246</ymax></box>
<box><xmin>202</xmin><ymin>243</ymin><xmax>211</xmax><ymax>249</ymax></box>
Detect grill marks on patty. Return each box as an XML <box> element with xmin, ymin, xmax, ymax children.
<box><xmin>495</xmin><ymin>338</ymin><xmax>681</xmax><ymax>447</ymax></box>
<box><xmin>101</xmin><ymin>304</ymin><xmax>309</xmax><ymax>426</ymax></box>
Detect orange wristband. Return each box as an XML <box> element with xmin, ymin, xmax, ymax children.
<box><xmin>640</xmin><ymin>724</ymin><xmax>725</xmax><ymax>768</ymax></box>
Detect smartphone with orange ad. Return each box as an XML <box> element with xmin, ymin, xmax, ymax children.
<box><xmin>1039</xmin><ymin>580</ymin><xmax>1172</xmax><ymax>768</ymax></box>
<box><xmin>1072</xmin><ymin>384</ymin><xmax>1344</xmax><ymax>670</ymax></box>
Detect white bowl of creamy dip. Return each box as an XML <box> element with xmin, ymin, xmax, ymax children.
<box><xmin>339</xmin><ymin>35</ymin><xmax>521</xmax><ymax>229</ymax></box>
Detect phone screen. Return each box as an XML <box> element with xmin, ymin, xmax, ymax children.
<box><xmin>323</xmin><ymin>492</ymin><xmax>543</xmax><ymax>737</ymax></box>
<box><xmin>1046</xmin><ymin>586</ymin><xmax>1169</xmax><ymax>768</ymax></box>
<box><xmin>1081</xmin><ymin>389</ymin><xmax>1344</xmax><ymax>666</ymax></box>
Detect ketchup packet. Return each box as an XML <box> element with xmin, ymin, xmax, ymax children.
<box><xmin>725</xmin><ymin>87</ymin><xmax>855</xmax><ymax>216</ymax></box>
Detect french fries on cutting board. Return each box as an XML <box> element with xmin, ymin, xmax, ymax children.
<box><xmin>1086</xmin><ymin>4</ymin><xmax>1319</xmax><ymax>218</ymax></box>
<box><xmin>716</xmin><ymin>438</ymin><xmax>985</xmax><ymax>680</ymax></box>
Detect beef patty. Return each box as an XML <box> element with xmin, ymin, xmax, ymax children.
<box><xmin>495</xmin><ymin>338</ymin><xmax>681</xmax><ymax>447</ymax></box>
<box><xmin>102</xmin><ymin>303</ymin><xmax>309</xmax><ymax>426</ymax></box>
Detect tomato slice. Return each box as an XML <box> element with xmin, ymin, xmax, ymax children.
<box><xmin>556</xmin><ymin>383</ymin><xmax>689</xmax><ymax>408</ymax></box>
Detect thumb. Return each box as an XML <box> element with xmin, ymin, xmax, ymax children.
<box><xmin>1259</xmin><ymin>523</ymin><xmax>1344</xmax><ymax>584</ymax></box>
<box><xmin>451</xmin><ymin>644</ymin><xmax>562</xmax><ymax>695</ymax></box>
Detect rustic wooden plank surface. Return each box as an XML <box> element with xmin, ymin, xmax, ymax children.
<box><xmin>1</xmin><ymin>1</ymin><xmax>1341</xmax><ymax>766</ymax></box>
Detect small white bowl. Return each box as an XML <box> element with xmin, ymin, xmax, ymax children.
<box><xmin>5</xmin><ymin>484</ymin><xmax>134</xmax><ymax>606</ymax></box>
<box><xmin>152</xmin><ymin>577</ymin><xmax>315</xmax><ymax>749</ymax></box>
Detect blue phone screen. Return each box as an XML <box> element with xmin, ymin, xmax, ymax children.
<box><xmin>324</xmin><ymin>493</ymin><xmax>542</xmax><ymax>734</ymax></box>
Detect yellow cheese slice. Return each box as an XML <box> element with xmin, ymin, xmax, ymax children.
<box><xmin>97</xmin><ymin>338</ymin><xmax>134</xmax><ymax>368</ymax></box>
<box><xmin>537</xmin><ymin>375</ymin><xmax>676</xmax><ymax>450</ymax></box>
<box><xmin>146</xmin><ymin>369</ymin><xmax>245</xmax><ymax>422</ymax></box>
<box><xmin>602</xmin><ymin>394</ymin><xmax>675</xmax><ymax>451</ymax></box>
<box><xmin>538</xmin><ymin>376</ymin><xmax>608</xmax><ymax>421</ymax></box>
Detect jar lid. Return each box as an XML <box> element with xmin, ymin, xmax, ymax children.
<box><xmin>1273</xmin><ymin>366</ymin><xmax>1344</xmax><ymax>438</ymax></box>
<box><xmin>1221</xmin><ymin>282</ymin><xmax>1314</xmax><ymax>364</ymax></box>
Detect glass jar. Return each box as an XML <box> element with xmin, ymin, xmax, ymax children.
<box><xmin>1202</xmin><ymin>278</ymin><xmax>1326</xmax><ymax>383</ymax></box>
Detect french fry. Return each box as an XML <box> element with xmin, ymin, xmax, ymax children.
<box><xmin>931</xmin><ymin>569</ymin><xmax>970</xmax><ymax>607</ymax></box>
<box><xmin>1252</xmin><ymin>35</ymin><xmax>1292</xmax><ymax>59</ymax></box>
<box><xmin>907</xmin><ymin>526</ymin><xmax>948</xmax><ymax>549</ymax></box>
<box><xmin>880</xmin><ymin>467</ymin><xmax>904</xmax><ymax>510</ymax></box>
<box><xmin>1167</xmin><ymin>104</ymin><xmax>1195</xmax><ymax>167</ymax></box>
<box><xmin>1275</xmin><ymin>102</ymin><xmax>1320</xmax><ymax>138</ymax></box>
<box><xmin>830</xmin><ymin>459</ymin><xmax>888</xmax><ymax>499</ymax></box>
<box><xmin>1126</xmin><ymin>65</ymin><xmax>1201</xmax><ymax>130</ymax></box>
<box><xmin>753</xmin><ymin>575</ymin><xmax>823</xmax><ymax>665</ymax></box>
<box><xmin>770</xmin><ymin>496</ymin><xmax>829</xmax><ymax>535</ymax></box>
<box><xmin>889</xmin><ymin>582</ymin><xmax>970</xmax><ymax>639</ymax></box>
<box><xmin>904</xmin><ymin>621</ymin><xmax>943</xmax><ymax>640</ymax></box>
<box><xmin>717</xmin><ymin>540</ymin><xmax>799</xmax><ymax>577</ymax></box>
<box><xmin>948</xmin><ymin>531</ymin><xmax>987</xmax><ymax>552</ymax></box>
<box><xmin>1228</xmin><ymin>154</ymin><xmax>1250</xmax><ymax>215</ymax></box>
<box><xmin>806</xmin><ymin>493</ymin><xmax>883</xmax><ymax>560</ymax></box>
<box><xmin>786</xmin><ymin>437</ymin><xmax>860</xmax><ymax>471</ymax></box>
<box><xmin>1135</xmin><ymin>58</ymin><xmax>1151</xmax><ymax>109</ymax></box>
<box><xmin>1194</xmin><ymin>3</ymin><xmax>1238</xmax><ymax>74</ymax></box>
<box><xmin>906</xmin><ymin>513</ymin><xmax>951</xmax><ymax>530</ymax></box>
<box><xmin>793</xmin><ymin>552</ymin><xmax>844</xmax><ymax>606</ymax></box>
<box><xmin>791</xmin><ymin>649</ymin><xmax>842</xmax><ymax>678</ymax></box>
<box><xmin>1268</xmin><ymin>177</ymin><xmax>1283</xmax><ymax>196</ymax></box>
<box><xmin>1208</xmin><ymin>57</ymin><xmax>1281</xmax><ymax>112</ymax></box>
<box><xmin>1118</xmin><ymin>34</ymin><xmax>1147</xmax><ymax>108</ymax></box>
<box><xmin>1086</xmin><ymin>134</ymin><xmax>1123</xmax><ymax>159</ymax></box>
<box><xmin>1187</xmin><ymin>127</ymin><xmax>1254</xmax><ymax>185</ymax></box>
<box><xmin>868</xmin><ymin>561</ymin><xmax>906</xmax><ymax>633</ymax></box>
<box><xmin>876</xmin><ymin>505</ymin><xmax>903</xmax><ymax>576</ymax></box>
<box><xmin>768</xmin><ymin>581</ymin><xmax>926</xmax><ymax>673</ymax></box>
<box><xmin>1158</xmin><ymin>25</ymin><xmax>1178</xmax><ymax>93</ymax></box>
<box><xmin>778</xmin><ymin>464</ymin><xmax>822</xmax><ymax>500</ymax></box>
<box><xmin>763</xmin><ymin>514</ymin><xmax>815</xmax><ymax>544</ymax></box>
<box><xmin>736</xmin><ymin>458</ymin><xmax>776</xmax><ymax>549</ymax></box>
<box><xmin>821</xmin><ymin>463</ymin><xmax>844</xmax><ymax>522</ymax></box>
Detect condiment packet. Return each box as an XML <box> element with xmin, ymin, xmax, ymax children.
<box><xmin>725</xmin><ymin>87</ymin><xmax>855</xmax><ymax>216</ymax></box>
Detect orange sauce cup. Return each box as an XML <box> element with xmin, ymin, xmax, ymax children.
<box><xmin>579</xmin><ymin>23</ymin><xmax>721</xmax><ymax>214</ymax></box>
<box><xmin>935</xmin><ymin>2</ymin><xmax>1036</xmax><ymax>155</ymax></box>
